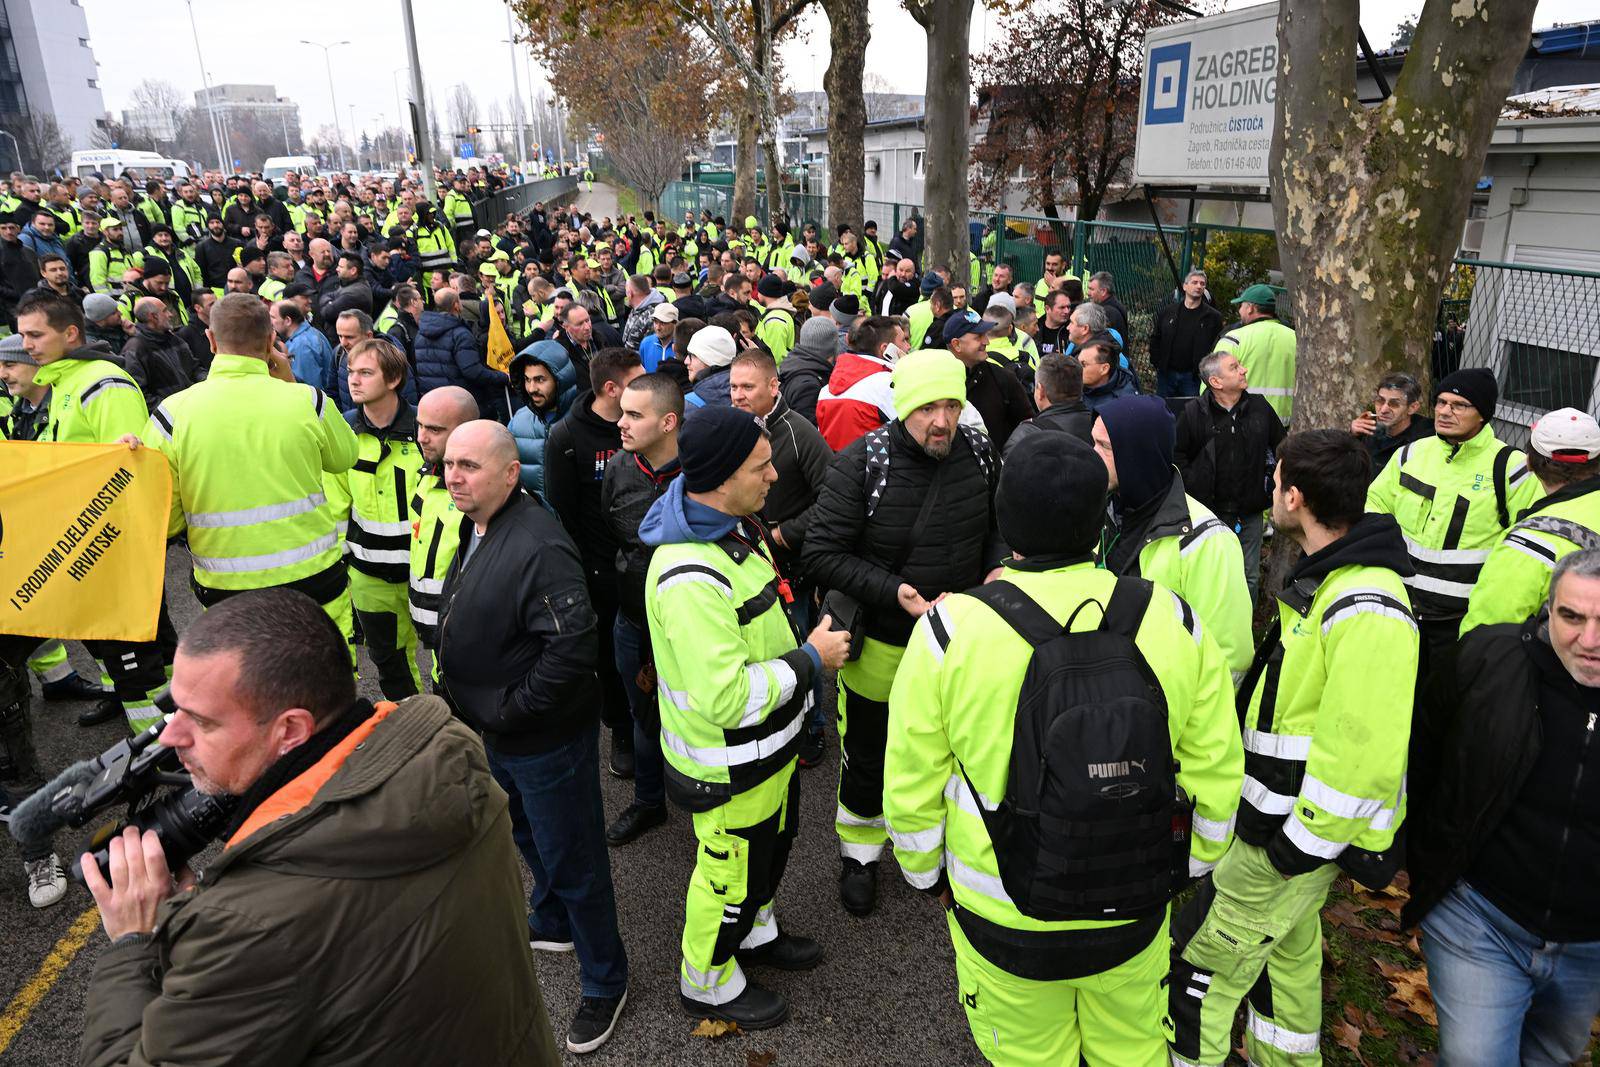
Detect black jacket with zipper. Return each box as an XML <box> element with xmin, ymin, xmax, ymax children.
<box><xmin>1003</xmin><ymin>399</ymin><xmax>1094</xmax><ymax>460</ymax></box>
<box><xmin>544</xmin><ymin>391</ymin><xmax>623</xmax><ymax>572</ymax></box>
<box><xmin>1174</xmin><ymin>390</ymin><xmax>1284</xmax><ymax>516</ymax></box>
<box><xmin>1405</xmin><ymin>617</ymin><xmax>1600</xmax><ymax>941</ymax></box>
<box><xmin>602</xmin><ymin>450</ymin><xmax>681</xmax><ymax>626</ymax></box>
<box><xmin>760</xmin><ymin>396</ymin><xmax>833</xmax><ymax>570</ymax></box>
<box><xmin>438</xmin><ymin>491</ymin><xmax>599</xmax><ymax>754</ymax></box>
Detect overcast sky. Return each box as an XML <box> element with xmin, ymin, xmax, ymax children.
<box><xmin>84</xmin><ymin>0</ymin><xmax>1596</xmax><ymax>145</ymax></box>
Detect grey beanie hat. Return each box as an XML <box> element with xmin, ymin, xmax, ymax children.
<box><xmin>83</xmin><ymin>293</ymin><xmax>121</xmax><ymax>322</ymax></box>
<box><xmin>797</xmin><ymin>314</ymin><xmax>841</xmax><ymax>360</ymax></box>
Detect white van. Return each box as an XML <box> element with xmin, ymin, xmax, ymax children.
<box><xmin>70</xmin><ymin>149</ymin><xmax>182</xmax><ymax>181</ymax></box>
<box><xmin>262</xmin><ymin>156</ymin><xmax>320</xmax><ymax>184</ymax></box>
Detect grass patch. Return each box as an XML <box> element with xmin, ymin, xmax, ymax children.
<box><xmin>614</xmin><ymin>186</ymin><xmax>639</xmax><ymax>218</ymax></box>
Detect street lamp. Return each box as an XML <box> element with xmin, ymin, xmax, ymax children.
<box><xmin>392</xmin><ymin>66</ymin><xmax>412</xmax><ymax>159</ymax></box>
<box><xmin>185</xmin><ymin>0</ymin><xmax>228</xmax><ymax>173</ymax></box>
<box><xmin>301</xmin><ymin>39</ymin><xmax>351</xmax><ymax>170</ymax></box>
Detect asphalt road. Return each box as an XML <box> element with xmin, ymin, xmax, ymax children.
<box><xmin>0</xmin><ymin>545</ymin><xmax>983</xmax><ymax>1065</ymax></box>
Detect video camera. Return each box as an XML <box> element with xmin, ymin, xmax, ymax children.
<box><xmin>7</xmin><ymin>697</ymin><xmax>237</xmax><ymax>884</ymax></box>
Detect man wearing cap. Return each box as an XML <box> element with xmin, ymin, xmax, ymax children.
<box><xmin>684</xmin><ymin>324</ymin><xmax>739</xmax><ymax>409</ymax></box>
<box><xmin>640</xmin><ymin>404</ymin><xmax>850</xmax><ymax>1028</ymax></box>
<box><xmin>1367</xmin><ymin>367</ymin><xmax>1540</xmax><ymax>685</ymax></box>
<box><xmin>753</xmin><ymin>273</ymin><xmax>797</xmax><ymax>364</ymax></box>
<box><xmin>805</xmin><ymin>349</ymin><xmax>1004</xmax><ymax>916</ymax></box>
<box><xmin>443</xmin><ymin>176</ymin><xmax>476</xmax><ymax>245</ymax></box>
<box><xmin>87</xmin><ymin>214</ymin><xmax>135</xmax><ymax>294</ymax></box>
<box><xmin>944</xmin><ymin>309</ymin><xmax>1033</xmax><ymax>449</ymax></box>
<box><xmin>1214</xmin><ymin>283</ymin><xmax>1296</xmax><ymax>424</ymax></box>
<box><xmin>884</xmin><ymin>431</ymin><xmax>1241</xmax><ymax>1067</ymax></box>
<box><xmin>1463</xmin><ymin>408</ymin><xmax>1600</xmax><ymax>632</ymax></box>
<box><xmin>1093</xmin><ymin>395</ymin><xmax>1255</xmax><ymax>680</ymax></box>
<box><xmin>639</xmin><ymin>301</ymin><xmax>678</xmax><ymax>373</ymax></box>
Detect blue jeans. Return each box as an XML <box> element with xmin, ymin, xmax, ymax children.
<box><xmin>484</xmin><ymin>723</ymin><xmax>629</xmax><ymax>998</ymax></box>
<box><xmin>1422</xmin><ymin>881</ymin><xmax>1600</xmax><ymax>1066</ymax></box>
<box><xmin>1157</xmin><ymin>368</ymin><xmax>1201</xmax><ymax>399</ymax></box>
<box><xmin>613</xmin><ymin>614</ymin><xmax>664</xmax><ymax>808</ymax></box>
<box><xmin>1215</xmin><ymin>511</ymin><xmax>1265</xmax><ymax>605</ymax></box>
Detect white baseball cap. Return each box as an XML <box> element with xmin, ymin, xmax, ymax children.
<box><xmin>1531</xmin><ymin>408</ymin><xmax>1600</xmax><ymax>462</ymax></box>
<box><xmin>651</xmin><ymin>302</ymin><xmax>680</xmax><ymax>324</ymax></box>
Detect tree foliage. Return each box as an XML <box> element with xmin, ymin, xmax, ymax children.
<box><xmin>1</xmin><ymin>112</ymin><xmax>73</xmax><ymax>174</ymax></box>
<box><xmin>527</xmin><ymin>17</ymin><xmax>736</xmax><ymax>208</ymax></box>
<box><xmin>970</xmin><ymin>0</ymin><xmax>1204</xmax><ymax>220</ymax></box>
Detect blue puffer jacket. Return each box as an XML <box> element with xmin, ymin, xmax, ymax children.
<box><xmin>414</xmin><ymin>309</ymin><xmax>508</xmax><ymax>409</ymax></box>
<box><xmin>506</xmin><ymin>340</ymin><xmax>579</xmax><ymax>496</ymax></box>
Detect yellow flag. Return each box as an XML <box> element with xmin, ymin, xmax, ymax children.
<box><xmin>485</xmin><ymin>288</ymin><xmax>515</xmax><ymax>374</ymax></box>
<box><xmin>1</xmin><ymin>443</ymin><xmax>172</xmax><ymax>642</ymax></box>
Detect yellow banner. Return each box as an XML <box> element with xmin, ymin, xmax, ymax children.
<box><xmin>485</xmin><ymin>288</ymin><xmax>516</xmax><ymax>375</ymax></box>
<box><xmin>1</xmin><ymin>443</ymin><xmax>172</xmax><ymax>642</ymax></box>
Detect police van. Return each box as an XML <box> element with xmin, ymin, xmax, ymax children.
<box><xmin>69</xmin><ymin>150</ymin><xmax>192</xmax><ymax>182</ymax></box>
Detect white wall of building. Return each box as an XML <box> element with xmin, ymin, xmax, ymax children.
<box><xmin>8</xmin><ymin>0</ymin><xmax>106</xmax><ymax>157</ymax></box>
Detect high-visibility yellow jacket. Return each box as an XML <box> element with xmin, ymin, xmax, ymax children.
<box><xmin>325</xmin><ymin>404</ymin><xmax>425</xmax><ymax>586</ymax></box>
<box><xmin>1462</xmin><ymin>477</ymin><xmax>1600</xmax><ymax>633</ymax></box>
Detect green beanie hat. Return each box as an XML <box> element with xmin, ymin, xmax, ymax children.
<box><xmin>891</xmin><ymin>350</ymin><xmax>967</xmax><ymax>422</ymax></box>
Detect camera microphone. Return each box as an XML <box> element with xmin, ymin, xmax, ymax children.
<box><xmin>7</xmin><ymin>760</ymin><xmax>100</xmax><ymax>847</ymax></box>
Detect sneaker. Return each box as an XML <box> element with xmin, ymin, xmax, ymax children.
<box><xmin>606</xmin><ymin>802</ymin><xmax>667</xmax><ymax>846</ymax></box>
<box><xmin>529</xmin><ymin>932</ymin><xmax>576</xmax><ymax>953</ymax></box>
<box><xmin>608</xmin><ymin>729</ymin><xmax>636</xmax><ymax>780</ymax></box>
<box><xmin>567</xmin><ymin>990</ymin><xmax>627</xmax><ymax>1054</ymax></box>
<box><xmin>797</xmin><ymin>730</ymin><xmax>826</xmax><ymax>768</ymax></box>
<box><xmin>40</xmin><ymin>674</ymin><xmax>110</xmax><ymax>702</ymax></box>
<box><xmin>25</xmin><ymin>854</ymin><xmax>67</xmax><ymax>909</ymax></box>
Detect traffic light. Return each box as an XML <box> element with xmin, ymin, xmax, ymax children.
<box><xmin>467</xmin><ymin>125</ymin><xmax>480</xmax><ymax>135</ymax></box>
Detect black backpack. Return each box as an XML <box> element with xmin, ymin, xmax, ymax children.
<box><xmin>961</xmin><ymin>578</ymin><xmax>1191</xmax><ymax>921</ymax></box>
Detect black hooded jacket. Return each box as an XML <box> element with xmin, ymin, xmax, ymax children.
<box><xmin>543</xmin><ymin>391</ymin><xmax>623</xmax><ymax>572</ymax></box>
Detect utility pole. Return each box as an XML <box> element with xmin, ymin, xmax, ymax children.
<box><xmin>301</xmin><ymin>38</ymin><xmax>351</xmax><ymax>171</ymax></box>
<box><xmin>401</xmin><ymin>0</ymin><xmax>438</xmax><ymax>202</ymax></box>
<box><xmin>184</xmin><ymin>0</ymin><xmax>227</xmax><ymax>174</ymax></box>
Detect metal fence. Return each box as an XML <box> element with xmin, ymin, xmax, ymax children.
<box><xmin>472</xmin><ymin>175</ymin><xmax>580</xmax><ymax>230</ymax></box>
<box><xmin>1440</xmin><ymin>259</ymin><xmax>1600</xmax><ymax>448</ymax></box>
<box><xmin>658</xmin><ymin>181</ymin><xmax>924</xmax><ymax>233</ymax></box>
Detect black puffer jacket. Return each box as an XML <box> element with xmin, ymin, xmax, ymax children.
<box><xmin>1003</xmin><ymin>400</ymin><xmax>1094</xmax><ymax>460</ymax></box>
<box><xmin>803</xmin><ymin>420</ymin><xmax>1004</xmax><ymax>646</ymax></box>
<box><xmin>1174</xmin><ymin>390</ymin><xmax>1285</xmax><ymax>515</ymax></box>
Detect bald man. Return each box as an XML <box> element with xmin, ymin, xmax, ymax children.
<box><xmin>122</xmin><ymin>295</ymin><xmax>197</xmax><ymax>408</ymax></box>
<box><xmin>225</xmin><ymin>267</ymin><xmax>256</xmax><ymax>296</ymax></box>
<box><xmin>435</xmin><ymin>418</ymin><xmax>631</xmax><ymax>1053</ymax></box>
<box><xmin>409</xmin><ymin>386</ymin><xmax>479</xmax><ymax>657</ymax></box>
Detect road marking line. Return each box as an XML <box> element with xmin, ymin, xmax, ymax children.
<box><xmin>0</xmin><ymin>906</ymin><xmax>100</xmax><ymax>1054</ymax></box>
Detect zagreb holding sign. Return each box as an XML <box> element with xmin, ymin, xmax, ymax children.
<box><xmin>1132</xmin><ymin>2</ymin><xmax>1280</xmax><ymax>188</ymax></box>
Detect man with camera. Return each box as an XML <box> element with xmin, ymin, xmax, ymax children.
<box><xmin>77</xmin><ymin>588</ymin><xmax>561</xmax><ymax>1066</ymax></box>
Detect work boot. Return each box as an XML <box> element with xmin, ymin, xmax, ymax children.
<box><xmin>738</xmin><ymin>933</ymin><xmax>824</xmax><ymax>971</ymax></box>
<box><xmin>0</xmin><ymin>666</ymin><xmax>45</xmax><ymax>793</ymax></box>
<box><xmin>797</xmin><ymin>729</ymin><xmax>826</xmax><ymax>768</ymax></box>
<box><xmin>77</xmin><ymin>698</ymin><xmax>122</xmax><ymax>728</ymax></box>
<box><xmin>679</xmin><ymin>982</ymin><xmax>789</xmax><ymax>1030</ymax></box>
<box><xmin>608</xmin><ymin>728</ymin><xmax>635</xmax><ymax>779</ymax></box>
<box><xmin>606</xmin><ymin>802</ymin><xmax>667</xmax><ymax>846</ymax></box>
<box><xmin>40</xmin><ymin>673</ymin><xmax>110</xmax><ymax>702</ymax></box>
<box><xmin>839</xmin><ymin>858</ymin><xmax>878</xmax><ymax>917</ymax></box>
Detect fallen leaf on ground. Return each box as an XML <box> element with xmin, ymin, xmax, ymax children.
<box><xmin>1332</xmin><ymin>1019</ymin><xmax>1365</xmax><ymax>1062</ymax></box>
<box><xmin>691</xmin><ymin>1019</ymin><xmax>743</xmax><ymax>1039</ymax></box>
<box><xmin>747</xmin><ymin>1050</ymin><xmax>776</xmax><ymax>1067</ymax></box>
<box><xmin>1376</xmin><ymin>958</ymin><xmax>1438</xmax><ymax>1026</ymax></box>
<box><xmin>1326</xmin><ymin>899</ymin><xmax>1364</xmax><ymax>928</ymax></box>
<box><xmin>1360</xmin><ymin>1009</ymin><xmax>1389</xmax><ymax>1039</ymax></box>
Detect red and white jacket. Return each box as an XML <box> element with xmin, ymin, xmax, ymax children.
<box><xmin>816</xmin><ymin>350</ymin><xmax>988</xmax><ymax>451</ymax></box>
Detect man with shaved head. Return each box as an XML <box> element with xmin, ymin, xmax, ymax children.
<box><xmin>121</xmin><ymin>294</ymin><xmax>197</xmax><ymax>407</ymax></box>
<box><xmin>408</xmin><ymin>386</ymin><xmax>479</xmax><ymax>659</ymax></box>
<box><xmin>435</xmin><ymin>418</ymin><xmax>631</xmax><ymax>1055</ymax></box>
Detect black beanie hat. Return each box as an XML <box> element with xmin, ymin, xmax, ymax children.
<box><xmin>998</xmin><ymin>433</ymin><xmax>1108</xmax><ymax>557</ymax></box>
<box><xmin>680</xmin><ymin>406</ymin><xmax>765</xmax><ymax>493</ymax></box>
<box><xmin>1435</xmin><ymin>367</ymin><xmax>1498</xmax><ymax>421</ymax></box>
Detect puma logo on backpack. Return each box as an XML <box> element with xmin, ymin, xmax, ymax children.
<box><xmin>959</xmin><ymin>577</ymin><xmax>1193</xmax><ymax>922</ymax></box>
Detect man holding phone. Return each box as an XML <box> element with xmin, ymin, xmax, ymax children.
<box><xmin>1351</xmin><ymin>372</ymin><xmax>1433</xmax><ymax>480</ymax></box>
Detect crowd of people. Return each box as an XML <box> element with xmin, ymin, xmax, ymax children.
<box><xmin>2</xmin><ymin>161</ymin><xmax>1598</xmax><ymax>1067</ymax></box>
